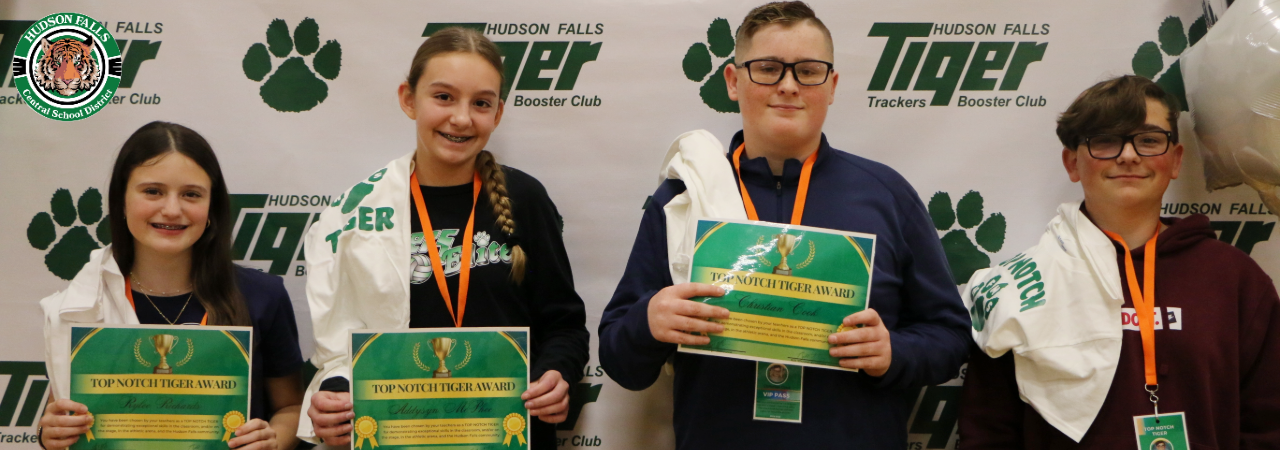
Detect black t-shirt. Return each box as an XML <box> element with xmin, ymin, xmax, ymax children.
<box><xmin>408</xmin><ymin>182</ymin><xmax>525</xmax><ymax>328</ymax></box>
<box><xmin>407</xmin><ymin>167</ymin><xmax>589</xmax><ymax>448</ymax></box>
<box><xmin>132</xmin><ymin>267</ymin><xmax>304</xmax><ymax>421</ymax></box>
<box><xmin>133</xmin><ymin>291</ymin><xmax>206</xmax><ymax>325</ymax></box>
<box><xmin>319</xmin><ymin>167</ymin><xmax>588</xmax><ymax>450</ymax></box>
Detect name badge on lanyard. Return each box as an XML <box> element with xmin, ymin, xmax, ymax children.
<box><xmin>1133</xmin><ymin>412</ymin><xmax>1190</xmax><ymax>450</ymax></box>
<box><xmin>754</xmin><ymin>361</ymin><xmax>802</xmax><ymax>423</ymax></box>
<box><xmin>733</xmin><ymin>143</ymin><xmax>817</xmax><ymax>424</ymax></box>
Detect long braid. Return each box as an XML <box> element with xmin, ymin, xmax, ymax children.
<box><xmin>475</xmin><ymin>150</ymin><xmax>527</xmax><ymax>284</ymax></box>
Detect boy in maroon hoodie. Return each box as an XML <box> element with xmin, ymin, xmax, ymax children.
<box><xmin>959</xmin><ymin>76</ymin><xmax>1280</xmax><ymax>448</ymax></box>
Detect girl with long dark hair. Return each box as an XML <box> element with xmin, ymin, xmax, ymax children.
<box><xmin>38</xmin><ymin>121</ymin><xmax>305</xmax><ymax>450</ymax></box>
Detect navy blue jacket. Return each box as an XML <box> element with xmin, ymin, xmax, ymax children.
<box><xmin>236</xmin><ymin>267</ymin><xmax>305</xmax><ymax>421</ymax></box>
<box><xmin>598</xmin><ymin>132</ymin><xmax>971</xmax><ymax>449</ymax></box>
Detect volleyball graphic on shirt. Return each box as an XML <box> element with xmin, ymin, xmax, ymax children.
<box><xmin>409</xmin><ymin>229</ymin><xmax>513</xmax><ymax>284</ymax></box>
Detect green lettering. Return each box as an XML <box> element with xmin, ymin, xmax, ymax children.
<box><xmin>914</xmin><ymin>42</ymin><xmax>974</xmax><ymax>106</ymax></box>
<box><xmin>959</xmin><ymin>42</ymin><xmax>1013</xmax><ymax>91</ymax></box>
<box><xmin>866</xmin><ymin>23</ymin><xmax>932</xmax><ymax>91</ymax></box>
<box><xmin>891</xmin><ymin>41</ymin><xmax>927</xmax><ymax>90</ymax></box>
<box><xmin>1016</xmin><ymin>269</ymin><xmax>1042</xmax><ymax>289</ymax></box>
<box><xmin>999</xmin><ymin>253</ymin><xmax>1027</xmax><ymax>267</ymax></box>
<box><xmin>1235</xmin><ymin>221</ymin><xmax>1275</xmax><ymax>255</ymax></box>
<box><xmin>250</xmin><ymin>212</ymin><xmax>309</xmax><ymax>275</ymax></box>
<box><xmin>375</xmin><ymin>207</ymin><xmax>394</xmax><ymax>231</ymax></box>
<box><xmin>1019</xmin><ymin>282</ymin><xmax>1045</xmax><ymax>311</ymax></box>
<box><xmin>435</xmin><ymin>229</ymin><xmax>458</xmax><ymax>249</ymax></box>
<box><xmin>326</xmin><ymin>230</ymin><xmax>341</xmax><ymax>253</ymax></box>
<box><xmin>555</xmin><ymin>41</ymin><xmax>601</xmax><ymax>90</ymax></box>
<box><xmin>516</xmin><ymin>41</ymin><xmax>569</xmax><ymax>90</ymax></box>
<box><xmin>0</xmin><ymin>21</ymin><xmax>36</xmax><ymax>87</ymax></box>
<box><xmin>229</xmin><ymin>194</ymin><xmax>269</xmax><ymax>260</ymax></box>
<box><xmin>341</xmin><ymin>183</ymin><xmax>374</xmax><ymax>214</ymax></box>
<box><xmin>0</xmin><ymin>362</ymin><xmax>47</xmax><ymax>427</ymax></box>
<box><xmin>999</xmin><ymin>42</ymin><xmax>1047</xmax><ymax>90</ymax></box>
<box><xmin>358</xmin><ymin>206</ymin><xmax>374</xmax><ymax>231</ymax></box>
<box><xmin>120</xmin><ymin>40</ymin><xmax>161</xmax><ymax>88</ymax></box>
<box><xmin>494</xmin><ymin>41</ymin><xmax>528</xmax><ymax>100</ymax></box>
<box><xmin>1007</xmin><ymin>257</ymin><xmax>1036</xmax><ymax>278</ymax></box>
<box><xmin>907</xmin><ymin>385</ymin><xmax>962</xmax><ymax>448</ymax></box>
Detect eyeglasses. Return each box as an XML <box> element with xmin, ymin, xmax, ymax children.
<box><xmin>737</xmin><ymin>59</ymin><xmax>834</xmax><ymax>86</ymax></box>
<box><xmin>1081</xmin><ymin>131</ymin><xmax>1174</xmax><ymax>160</ymax></box>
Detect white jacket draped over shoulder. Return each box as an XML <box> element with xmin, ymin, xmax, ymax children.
<box><xmin>40</xmin><ymin>246</ymin><xmax>140</xmax><ymax>400</ymax></box>
<box><xmin>962</xmin><ymin>201</ymin><xmax>1125</xmax><ymax>442</ymax></box>
<box><xmin>660</xmin><ymin>130</ymin><xmax>747</xmax><ymax>284</ymax></box>
<box><xmin>299</xmin><ymin>152</ymin><xmax>416</xmax><ymax>444</ymax></box>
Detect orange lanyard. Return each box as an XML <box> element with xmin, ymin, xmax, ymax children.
<box><xmin>1103</xmin><ymin>225</ymin><xmax>1161</xmax><ymax>409</ymax></box>
<box><xmin>124</xmin><ymin>277</ymin><xmax>208</xmax><ymax>326</ymax></box>
<box><xmin>409</xmin><ymin>172</ymin><xmax>481</xmax><ymax>328</ymax></box>
<box><xmin>731</xmin><ymin>143</ymin><xmax>817</xmax><ymax>225</ymax></box>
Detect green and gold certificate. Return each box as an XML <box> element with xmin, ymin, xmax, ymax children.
<box><xmin>350</xmin><ymin>327</ymin><xmax>531</xmax><ymax>449</ymax></box>
<box><xmin>680</xmin><ymin>219</ymin><xmax>875</xmax><ymax>370</ymax></box>
<box><xmin>68</xmin><ymin>325</ymin><xmax>252</xmax><ymax>449</ymax></box>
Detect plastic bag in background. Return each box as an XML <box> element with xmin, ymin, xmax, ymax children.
<box><xmin>1181</xmin><ymin>0</ymin><xmax>1280</xmax><ymax>217</ymax></box>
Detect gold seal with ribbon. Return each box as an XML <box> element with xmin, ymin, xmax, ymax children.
<box><xmin>502</xmin><ymin>413</ymin><xmax>527</xmax><ymax>447</ymax></box>
<box><xmin>222</xmin><ymin>411</ymin><xmax>245</xmax><ymax>441</ymax></box>
<box><xmin>82</xmin><ymin>412</ymin><xmax>95</xmax><ymax>441</ymax></box>
<box><xmin>354</xmin><ymin>416</ymin><xmax>379</xmax><ymax>448</ymax></box>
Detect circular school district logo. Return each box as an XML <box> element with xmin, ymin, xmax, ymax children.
<box><xmin>11</xmin><ymin>13</ymin><xmax>121</xmax><ymax>121</ymax></box>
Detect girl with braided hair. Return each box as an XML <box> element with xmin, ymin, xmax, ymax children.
<box><xmin>298</xmin><ymin>27</ymin><xmax>589</xmax><ymax>449</ymax></box>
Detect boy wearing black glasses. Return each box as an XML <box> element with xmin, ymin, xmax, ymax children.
<box><xmin>959</xmin><ymin>75</ymin><xmax>1280</xmax><ymax>448</ymax></box>
<box><xmin>598</xmin><ymin>2</ymin><xmax>970</xmax><ymax>448</ymax></box>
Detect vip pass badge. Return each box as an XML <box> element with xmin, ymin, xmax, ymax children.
<box><xmin>355</xmin><ymin>416</ymin><xmax>379</xmax><ymax>448</ymax></box>
<box><xmin>221</xmin><ymin>411</ymin><xmax>246</xmax><ymax>441</ymax></box>
<box><xmin>502</xmin><ymin>412</ymin><xmax>527</xmax><ymax>447</ymax></box>
<box><xmin>12</xmin><ymin>12</ymin><xmax>122</xmax><ymax>121</ymax></box>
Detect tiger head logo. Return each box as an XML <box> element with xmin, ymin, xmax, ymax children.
<box><xmin>33</xmin><ymin>36</ymin><xmax>100</xmax><ymax>96</ymax></box>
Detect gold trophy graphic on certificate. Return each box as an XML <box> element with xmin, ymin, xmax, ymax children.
<box><xmin>773</xmin><ymin>234</ymin><xmax>798</xmax><ymax>276</ymax></box>
<box><xmin>151</xmin><ymin>334</ymin><xmax>178</xmax><ymax>374</ymax></box>
<box><xmin>430</xmin><ymin>337</ymin><xmax>458</xmax><ymax>378</ymax></box>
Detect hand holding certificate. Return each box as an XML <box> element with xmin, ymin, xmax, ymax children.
<box><xmin>679</xmin><ymin>219</ymin><xmax>877</xmax><ymax>371</ymax></box>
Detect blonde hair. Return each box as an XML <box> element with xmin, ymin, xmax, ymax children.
<box><xmin>409</xmin><ymin>27</ymin><xmax>527</xmax><ymax>284</ymax></box>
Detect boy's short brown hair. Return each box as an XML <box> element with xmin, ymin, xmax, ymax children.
<box><xmin>734</xmin><ymin>2</ymin><xmax>833</xmax><ymax>59</ymax></box>
<box><xmin>1056</xmin><ymin>75</ymin><xmax>1180</xmax><ymax>149</ymax></box>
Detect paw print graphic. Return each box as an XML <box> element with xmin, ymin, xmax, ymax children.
<box><xmin>928</xmin><ymin>191</ymin><xmax>1006</xmax><ymax>285</ymax></box>
<box><xmin>27</xmin><ymin>188</ymin><xmax>111</xmax><ymax>280</ymax></box>
<box><xmin>1131</xmin><ymin>7</ymin><xmax>1215</xmax><ymax>112</ymax></box>
<box><xmin>474</xmin><ymin>231</ymin><xmax>491</xmax><ymax>249</ymax></box>
<box><xmin>681</xmin><ymin>18</ymin><xmax>738</xmax><ymax>113</ymax></box>
<box><xmin>242</xmin><ymin>18</ymin><xmax>342</xmax><ymax>112</ymax></box>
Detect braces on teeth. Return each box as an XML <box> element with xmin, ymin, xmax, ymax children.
<box><xmin>440</xmin><ymin>132</ymin><xmax>470</xmax><ymax>143</ymax></box>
